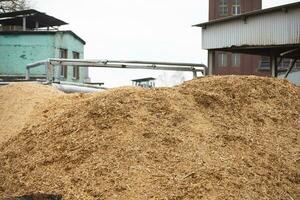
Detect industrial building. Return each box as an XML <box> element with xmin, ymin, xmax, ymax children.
<box><xmin>195</xmin><ymin>1</ymin><xmax>300</xmax><ymax>82</ymax></box>
<box><xmin>0</xmin><ymin>9</ymin><xmax>89</xmax><ymax>83</ymax></box>
<box><xmin>208</xmin><ymin>0</ymin><xmax>265</xmax><ymax>76</ymax></box>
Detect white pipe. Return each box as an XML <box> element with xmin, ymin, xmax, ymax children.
<box><xmin>52</xmin><ymin>83</ymin><xmax>106</xmax><ymax>93</ymax></box>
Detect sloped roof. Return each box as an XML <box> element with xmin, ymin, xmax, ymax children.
<box><xmin>0</xmin><ymin>9</ymin><xmax>68</xmax><ymax>28</ymax></box>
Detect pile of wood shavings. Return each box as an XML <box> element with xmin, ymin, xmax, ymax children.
<box><xmin>0</xmin><ymin>76</ymin><xmax>299</xmax><ymax>200</ymax></box>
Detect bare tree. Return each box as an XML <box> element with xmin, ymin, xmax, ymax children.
<box><xmin>0</xmin><ymin>0</ymin><xmax>30</xmax><ymax>13</ymax></box>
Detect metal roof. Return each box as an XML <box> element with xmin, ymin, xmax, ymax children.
<box><xmin>194</xmin><ymin>1</ymin><xmax>300</xmax><ymax>27</ymax></box>
<box><xmin>131</xmin><ymin>77</ymin><xmax>156</xmax><ymax>82</ymax></box>
<box><xmin>0</xmin><ymin>9</ymin><xmax>68</xmax><ymax>28</ymax></box>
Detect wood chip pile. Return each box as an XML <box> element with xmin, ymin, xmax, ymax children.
<box><xmin>0</xmin><ymin>76</ymin><xmax>299</xmax><ymax>200</ymax></box>
<box><xmin>0</xmin><ymin>83</ymin><xmax>62</xmax><ymax>144</ymax></box>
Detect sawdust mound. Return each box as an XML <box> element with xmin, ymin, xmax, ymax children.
<box><xmin>0</xmin><ymin>76</ymin><xmax>299</xmax><ymax>200</ymax></box>
<box><xmin>0</xmin><ymin>83</ymin><xmax>62</xmax><ymax>144</ymax></box>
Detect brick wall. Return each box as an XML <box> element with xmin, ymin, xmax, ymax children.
<box><xmin>208</xmin><ymin>0</ymin><xmax>270</xmax><ymax>76</ymax></box>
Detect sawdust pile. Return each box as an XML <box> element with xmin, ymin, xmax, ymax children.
<box><xmin>0</xmin><ymin>76</ymin><xmax>299</xmax><ymax>200</ymax></box>
<box><xmin>0</xmin><ymin>83</ymin><xmax>62</xmax><ymax>144</ymax></box>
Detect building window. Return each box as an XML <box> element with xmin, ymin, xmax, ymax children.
<box><xmin>219</xmin><ymin>0</ymin><xmax>228</xmax><ymax>16</ymax></box>
<box><xmin>59</xmin><ymin>49</ymin><xmax>68</xmax><ymax>78</ymax></box>
<box><xmin>218</xmin><ymin>52</ymin><xmax>228</xmax><ymax>67</ymax></box>
<box><xmin>232</xmin><ymin>0</ymin><xmax>241</xmax><ymax>15</ymax></box>
<box><xmin>72</xmin><ymin>51</ymin><xmax>80</xmax><ymax>80</ymax></box>
<box><xmin>259</xmin><ymin>56</ymin><xmax>270</xmax><ymax>70</ymax></box>
<box><xmin>232</xmin><ymin>53</ymin><xmax>240</xmax><ymax>67</ymax></box>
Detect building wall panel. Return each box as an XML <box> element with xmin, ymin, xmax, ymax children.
<box><xmin>203</xmin><ymin>8</ymin><xmax>300</xmax><ymax>49</ymax></box>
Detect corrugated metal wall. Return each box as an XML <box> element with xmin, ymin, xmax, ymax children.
<box><xmin>202</xmin><ymin>8</ymin><xmax>300</xmax><ymax>49</ymax></box>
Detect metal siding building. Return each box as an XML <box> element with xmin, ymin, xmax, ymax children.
<box><xmin>202</xmin><ymin>8</ymin><xmax>300</xmax><ymax>49</ymax></box>
<box><xmin>195</xmin><ymin>2</ymin><xmax>300</xmax><ymax>77</ymax></box>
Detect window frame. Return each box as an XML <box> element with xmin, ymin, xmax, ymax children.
<box><xmin>232</xmin><ymin>53</ymin><xmax>241</xmax><ymax>67</ymax></box>
<box><xmin>218</xmin><ymin>52</ymin><xmax>228</xmax><ymax>67</ymax></box>
<box><xmin>59</xmin><ymin>48</ymin><xmax>68</xmax><ymax>79</ymax></box>
<box><xmin>219</xmin><ymin>0</ymin><xmax>228</xmax><ymax>17</ymax></box>
<box><xmin>232</xmin><ymin>0</ymin><xmax>241</xmax><ymax>15</ymax></box>
<box><xmin>72</xmin><ymin>51</ymin><xmax>80</xmax><ymax>80</ymax></box>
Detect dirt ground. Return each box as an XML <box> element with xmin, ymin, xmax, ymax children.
<box><xmin>0</xmin><ymin>76</ymin><xmax>299</xmax><ymax>200</ymax></box>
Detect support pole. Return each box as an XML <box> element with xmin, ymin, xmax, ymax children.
<box><xmin>270</xmin><ymin>54</ymin><xmax>278</xmax><ymax>77</ymax></box>
<box><xmin>192</xmin><ymin>70</ymin><xmax>197</xmax><ymax>79</ymax></box>
<box><xmin>208</xmin><ymin>50</ymin><xmax>215</xmax><ymax>75</ymax></box>
<box><xmin>25</xmin><ymin>67</ymin><xmax>30</xmax><ymax>80</ymax></box>
<box><xmin>284</xmin><ymin>59</ymin><xmax>297</xmax><ymax>79</ymax></box>
<box><xmin>277</xmin><ymin>57</ymin><xmax>283</xmax><ymax>68</ymax></box>
<box><xmin>22</xmin><ymin>17</ymin><xmax>26</xmax><ymax>31</ymax></box>
<box><xmin>46</xmin><ymin>63</ymin><xmax>54</xmax><ymax>84</ymax></box>
<box><xmin>35</xmin><ymin>21</ymin><xmax>39</xmax><ymax>30</ymax></box>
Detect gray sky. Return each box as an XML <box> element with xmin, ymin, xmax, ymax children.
<box><xmin>34</xmin><ymin>0</ymin><xmax>299</xmax><ymax>87</ymax></box>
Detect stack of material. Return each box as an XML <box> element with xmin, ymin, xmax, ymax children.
<box><xmin>0</xmin><ymin>83</ymin><xmax>62</xmax><ymax>144</ymax></box>
<box><xmin>0</xmin><ymin>76</ymin><xmax>299</xmax><ymax>200</ymax></box>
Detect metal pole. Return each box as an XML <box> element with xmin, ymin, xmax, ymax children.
<box><xmin>25</xmin><ymin>67</ymin><xmax>30</xmax><ymax>80</ymax></box>
<box><xmin>35</xmin><ymin>21</ymin><xmax>39</xmax><ymax>30</ymax></box>
<box><xmin>284</xmin><ymin>59</ymin><xmax>297</xmax><ymax>79</ymax></box>
<box><xmin>270</xmin><ymin>54</ymin><xmax>277</xmax><ymax>77</ymax></box>
<box><xmin>46</xmin><ymin>62</ymin><xmax>54</xmax><ymax>84</ymax></box>
<box><xmin>22</xmin><ymin>17</ymin><xmax>26</xmax><ymax>31</ymax></box>
<box><xmin>193</xmin><ymin>70</ymin><xmax>197</xmax><ymax>79</ymax></box>
<box><xmin>208</xmin><ymin>50</ymin><xmax>215</xmax><ymax>75</ymax></box>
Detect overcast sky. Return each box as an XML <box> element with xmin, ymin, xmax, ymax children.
<box><xmin>34</xmin><ymin>0</ymin><xmax>299</xmax><ymax>87</ymax></box>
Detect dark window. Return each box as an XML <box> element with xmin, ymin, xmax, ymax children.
<box><xmin>232</xmin><ymin>53</ymin><xmax>240</xmax><ymax>67</ymax></box>
<box><xmin>219</xmin><ymin>0</ymin><xmax>228</xmax><ymax>16</ymax></box>
<box><xmin>218</xmin><ymin>52</ymin><xmax>228</xmax><ymax>67</ymax></box>
<box><xmin>59</xmin><ymin>49</ymin><xmax>68</xmax><ymax>78</ymax></box>
<box><xmin>232</xmin><ymin>0</ymin><xmax>241</xmax><ymax>15</ymax></box>
<box><xmin>72</xmin><ymin>52</ymin><xmax>80</xmax><ymax>80</ymax></box>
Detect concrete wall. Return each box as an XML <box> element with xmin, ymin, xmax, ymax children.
<box><xmin>0</xmin><ymin>33</ymin><xmax>55</xmax><ymax>76</ymax></box>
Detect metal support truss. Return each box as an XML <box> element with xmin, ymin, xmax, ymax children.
<box><xmin>26</xmin><ymin>59</ymin><xmax>207</xmax><ymax>84</ymax></box>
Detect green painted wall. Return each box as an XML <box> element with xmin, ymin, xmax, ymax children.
<box><xmin>53</xmin><ymin>32</ymin><xmax>88</xmax><ymax>83</ymax></box>
<box><xmin>0</xmin><ymin>31</ymin><xmax>88</xmax><ymax>83</ymax></box>
<box><xmin>0</xmin><ymin>34</ymin><xmax>55</xmax><ymax>76</ymax></box>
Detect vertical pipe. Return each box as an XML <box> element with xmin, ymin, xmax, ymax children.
<box><xmin>25</xmin><ymin>67</ymin><xmax>30</xmax><ymax>80</ymax></box>
<box><xmin>22</xmin><ymin>17</ymin><xmax>26</xmax><ymax>31</ymax></box>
